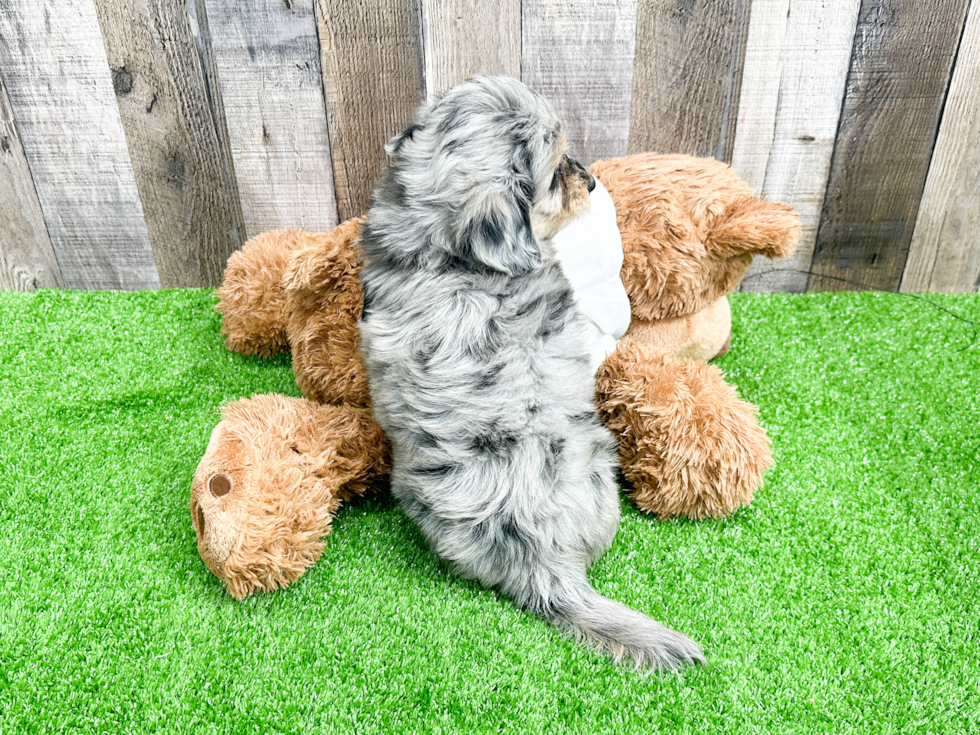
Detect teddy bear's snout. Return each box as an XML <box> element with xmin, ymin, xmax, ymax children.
<box><xmin>209</xmin><ymin>472</ymin><xmax>233</xmax><ymax>498</ymax></box>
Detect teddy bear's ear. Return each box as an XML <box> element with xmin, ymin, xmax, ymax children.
<box><xmin>706</xmin><ymin>198</ymin><xmax>800</xmax><ymax>260</ymax></box>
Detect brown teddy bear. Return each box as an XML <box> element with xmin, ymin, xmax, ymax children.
<box><xmin>191</xmin><ymin>153</ymin><xmax>799</xmax><ymax>599</ymax></box>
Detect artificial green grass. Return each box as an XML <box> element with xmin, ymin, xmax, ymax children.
<box><xmin>1</xmin><ymin>288</ymin><xmax>977</xmax><ymax>734</ymax></box>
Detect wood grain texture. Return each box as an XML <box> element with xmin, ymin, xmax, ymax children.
<box><xmin>204</xmin><ymin>0</ymin><xmax>339</xmax><ymax>238</ymax></box>
<box><xmin>0</xmin><ymin>71</ymin><xmax>63</xmax><ymax>290</ymax></box>
<box><xmin>94</xmin><ymin>0</ymin><xmax>243</xmax><ymax>287</ymax></box>
<box><xmin>522</xmin><ymin>0</ymin><xmax>638</xmax><ymax>163</ymax></box>
<box><xmin>422</xmin><ymin>0</ymin><xmax>520</xmax><ymax>99</ymax></box>
<box><xmin>315</xmin><ymin>0</ymin><xmax>425</xmax><ymax>221</ymax></box>
<box><xmin>0</xmin><ymin>0</ymin><xmax>159</xmax><ymax>290</ymax></box>
<box><xmin>184</xmin><ymin>0</ymin><xmax>247</xmax><ymax>257</ymax></box>
<box><xmin>902</xmin><ymin>4</ymin><xmax>980</xmax><ymax>293</ymax></box>
<box><xmin>629</xmin><ymin>0</ymin><xmax>750</xmax><ymax>163</ymax></box>
<box><xmin>729</xmin><ymin>0</ymin><xmax>790</xmax><ymax>193</ymax></box>
<box><xmin>808</xmin><ymin>0</ymin><xmax>971</xmax><ymax>292</ymax></box>
<box><xmin>732</xmin><ymin>0</ymin><xmax>862</xmax><ymax>293</ymax></box>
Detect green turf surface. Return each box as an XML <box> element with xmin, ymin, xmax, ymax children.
<box><xmin>1</xmin><ymin>288</ymin><xmax>977</xmax><ymax>733</ymax></box>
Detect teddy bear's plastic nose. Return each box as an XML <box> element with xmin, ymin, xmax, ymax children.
<box><xmin>209</xmin><ymin>473</ymin><xmax>233</xmax><ymax>498</ymax></box>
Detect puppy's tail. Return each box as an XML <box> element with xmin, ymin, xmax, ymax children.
<box><xmin>536</xmin><ymin>573</ymin><xmax>705</xmax><ymax>671</ymax></box>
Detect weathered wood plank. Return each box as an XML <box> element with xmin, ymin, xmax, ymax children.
<box><xmin>629</xmin><ymin>0</ymin><xmax>750</xmax><ymax>163</ymax></box>
<box><xmin>94</xmin><ymin>0</ymin><xmax>243</xmax><ymax>288</ymax></box>
<box><xmin>184</xmin><ymin>0</ymin><xmax>248</xmax><ymax>262</ymax></box>
<box><xmin>0</xmin><ymin>71</ymin><xmax>63</xmax><ymax>291</ymax></box>
<box><xmin>422</xmin><ymin>0</ymin><xmax>520</xmax><ymax>99</ymax></box>
<box><xmin>729</xmin><ymin>0</ymin><xmax>790</xmax><ymax>193</ymax></box>
<box><xmin>203</xmin><ymin>0</ymin><xmax>338</xmax><ymax>238</ymax></box>
<box><xmin>0</xmin><ymin>0</ymin><xmax>159</xmax><ymax>290</ymax></box>
<box><xmin>902</xmin><ymin>4</ymin><xmax>980</xmax><ymax>293</ymax></box>
<box><xmin>732</xmin><ymin>0</ymin><xmax>861</xmax><ymax>293</ymax></box>
<box><xmin>522</xmin><ymin>0</ymin><xmax>638</xmax><ymax>163</ymax></box>
<box><xmin>314</xmin><ymin>0</ymin><xmax>425</xmax><ymax>221</ymax></box>
<box><xmin>808</xmin><ymin>0</ymin><xmax>971</xmax><ymax>293</ymax></box>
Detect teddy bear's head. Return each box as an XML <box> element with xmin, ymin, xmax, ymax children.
<box><xmin>191</xmin><ymin>394</ymin><xmax>391</xmax><ymax>599</ymax></box>
<box><xmin>590</xmin><ymin>154</ymin><xmax>799</xmax><ymax>322</ymax></box>
<box><xmin>191</xmin><ymin>395</ymin><xmax>345</xmax><ymax>599</ymax></box>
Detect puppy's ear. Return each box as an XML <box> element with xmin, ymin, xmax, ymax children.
<box><xmin>385</xmin><ymin>122</ymin><xmax>422</xmax><ymax>156</ymax></box>
<box><xmin>461</xmin><ymin>187</ymin><xmax>541</xmax><ymax>276</ymax></box>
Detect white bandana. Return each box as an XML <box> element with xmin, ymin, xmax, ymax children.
<box><xmin>550</xmin><ymin>179</ymin><xmax>632</xmax><ymax>371</ymax></box>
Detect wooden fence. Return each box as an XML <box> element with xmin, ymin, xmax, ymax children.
<box><xmin>0</xmin><ymin>0</ymin><xmax>977</xmax><ymax>292</ymax></box>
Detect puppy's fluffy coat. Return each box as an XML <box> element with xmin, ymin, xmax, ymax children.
<box><xmin>358</xmin><ymin>76</ymin><xmax>703</xmax><ymax>670</ymax></box>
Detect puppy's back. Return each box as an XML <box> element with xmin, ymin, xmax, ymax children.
<box><xmin>358</xmin><ymin>75</ymin><xmax>704</xmax><ymax>671</ymax></box>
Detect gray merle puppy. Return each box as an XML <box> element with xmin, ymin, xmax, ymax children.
<box><xmin>358</xmin><ymin>75</ymin><xmax>704</xmax><ymax>671</ymax></box>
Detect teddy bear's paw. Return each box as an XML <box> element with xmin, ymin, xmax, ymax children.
<box><xmin>216</xmin><ymin>230</ymin><xmax>309</xmax><ymax>357</ymax></box>
<box><xmin>597</xmin><ymin>339</ymin><xmax>771</xmax><ymax>520</ymax></box>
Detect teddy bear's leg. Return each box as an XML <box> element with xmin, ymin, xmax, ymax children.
<box><xmin>216</xmin><ymin>230</ymin><xmax>309</xmax><ymax>357</ymax></box>
<box><xmin>281</xmin><ymin>218</ymin><xmax>373</xmax><ymax>407</ymax></box>
<box><xmin>595</xmin><ymin>338</ymin><xmax>771</xmax><ymax>520</ymax></box>
<box><xmin>191</xmin><ymin>394</ymin><xmax>389</xmax><ymax>599</ymax></box>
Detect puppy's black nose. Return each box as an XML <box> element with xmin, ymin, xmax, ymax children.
<box><xmin>587</xmin><ymin>174</ymin><xmax>596</xmax><ymax>193</ymax></box>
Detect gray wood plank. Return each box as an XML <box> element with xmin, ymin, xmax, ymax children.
<box><xmin>422</xmin><ymin>0</ymin><xmax>521</xmax><ymax>99</ymax></box>
<box><xmin>184</xmin><ymin>0</ymin><xmax>248</xmax><ymax>261</ymax></box>
<box><xmin>94</xmin><ymin>0</ymin><xmax>243</xmax><ymax>288</ymax></box>
<box><xmin>629</xmin><ymin>0</ymin><xmax>751</xmax><ymax>162</ymax></box>
<box><xmin>808</xmin><ymin>0</ymin><xmax>972</xmax><ymax>292</ymax></box>
<box><xmin>0</xmin><ymin>0</ymin><xmax>159</xmax><ymax>290</ymax></box>
<box><xmin>728</xmin><ymin>0</ymin><xmax>790</xmax><ymax>193</ymax></box>
<box><xmin>314</xmin><ymin>0</ymin><xmax>425</xmax><ymax>221</ymax></box>
<box><xmin>203</xmin><ymin>0</ymin><xmax>339</xmax><ymax>238</ymax></box>
<box><xmin>732</xmin><ymin>0</ymin><xmax>861</xmax><ymax>293</ymax></box>
<box><xmin>522</xmin><ymin>0</ymin><xmax>638</xmax><ymax>163</ymax></box>
<box><xmin>902</xmin><ymin>3</ymin><xmax>980</xmax><ymax>293</ymax></box>
<box><xmin>0</xmin><ymin>71</ymin><xmax>63</xmax><ymax>290</ymax></box>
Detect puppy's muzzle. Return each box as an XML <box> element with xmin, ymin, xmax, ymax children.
<box><xmin>568</xmin><ymin>156</ymin><xmax>596</xmax><ymax>192</ymax></box>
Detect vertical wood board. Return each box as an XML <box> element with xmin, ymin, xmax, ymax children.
<box><xmin>184</xmin><ymin>0</ymin><xmax>247</xmax><ymax>260</ymax></box>
<box><xmin>902</xmin><ymin>3</ymin><xmax>980</xmax><ymax>293</ymax></box>
<box><xmin>422</xmin><ymin>0</ymin><xmax>521</xmax><ymax>100</ymax></box>
<box><xmin>629</xmin><ymin>0</ymin><xmax>750</xmax><ymax>162</ymax></box>
<box><xmin>733</xmin><ymin>0</ymin><xmax>862</xmax><ymax>293</ymax></box>
<box><xmin>0</xmin><ymin>71</ymin><xmax>63</xmax><ymax>290</ymax></box>
<box><xmin>0</xmin><ymin>0</ymin><xmax>159</xmax><ymax>290</ymax></box>
<box><xmin>204</xmin><ymin>0</ymin><xmax>339</xmax><ymax>238</ymax></box>
<box><xmin>94</xmin><ymin>0</ymin><xmax>242</xmax><ymax>287</ymax></box>
<box><xmin>808</xmin><ymin>0</ymin><xmax>971</xmax><ymax>292</ymax></box>
<box><xmin>522</xmin><ymin>0</ymin><xmax>637</xmax><ymax>163</ymax></box>
<box><xmin>315</xmin><ymin>0</ymin><xmax>425</xmax><ymax>221</ymax></box>
<box><xmin>729</xmin><ymin>0</ymin><xmax>791</xmax><ymax>193</ymax></box>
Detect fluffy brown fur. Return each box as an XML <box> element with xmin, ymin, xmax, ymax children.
<box><xmin>191</xmin><ymin>393</ymin><xmax>389</xmax><ymax>599</ymax></box>
<box><xmin>217</xmin><ymin>218</ymin><xmax>371</xmax><ymax>407</ymax></box>
<box><xmin>626</xmin><ymin>295</ymin><xmax>733</xmax><ymax>363</ymax></box>
<box><xmin>590</xmin><ymin>154</ymin><xmax>799</xmax><ymax>322</ymax></box>
<box><xmin>595</xmin><ymin>338</ymin><xmax>771</xmax><ymax>519</ymax></box>
<box><xmin>216</xmin><ymin>229</ymin><xmax>305</xmax><ymax>357</ymax></box>
<box><xmin>281</xmin><ymin>218</ymin><xmax>371</xmax><ymax>407</ymax></box>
